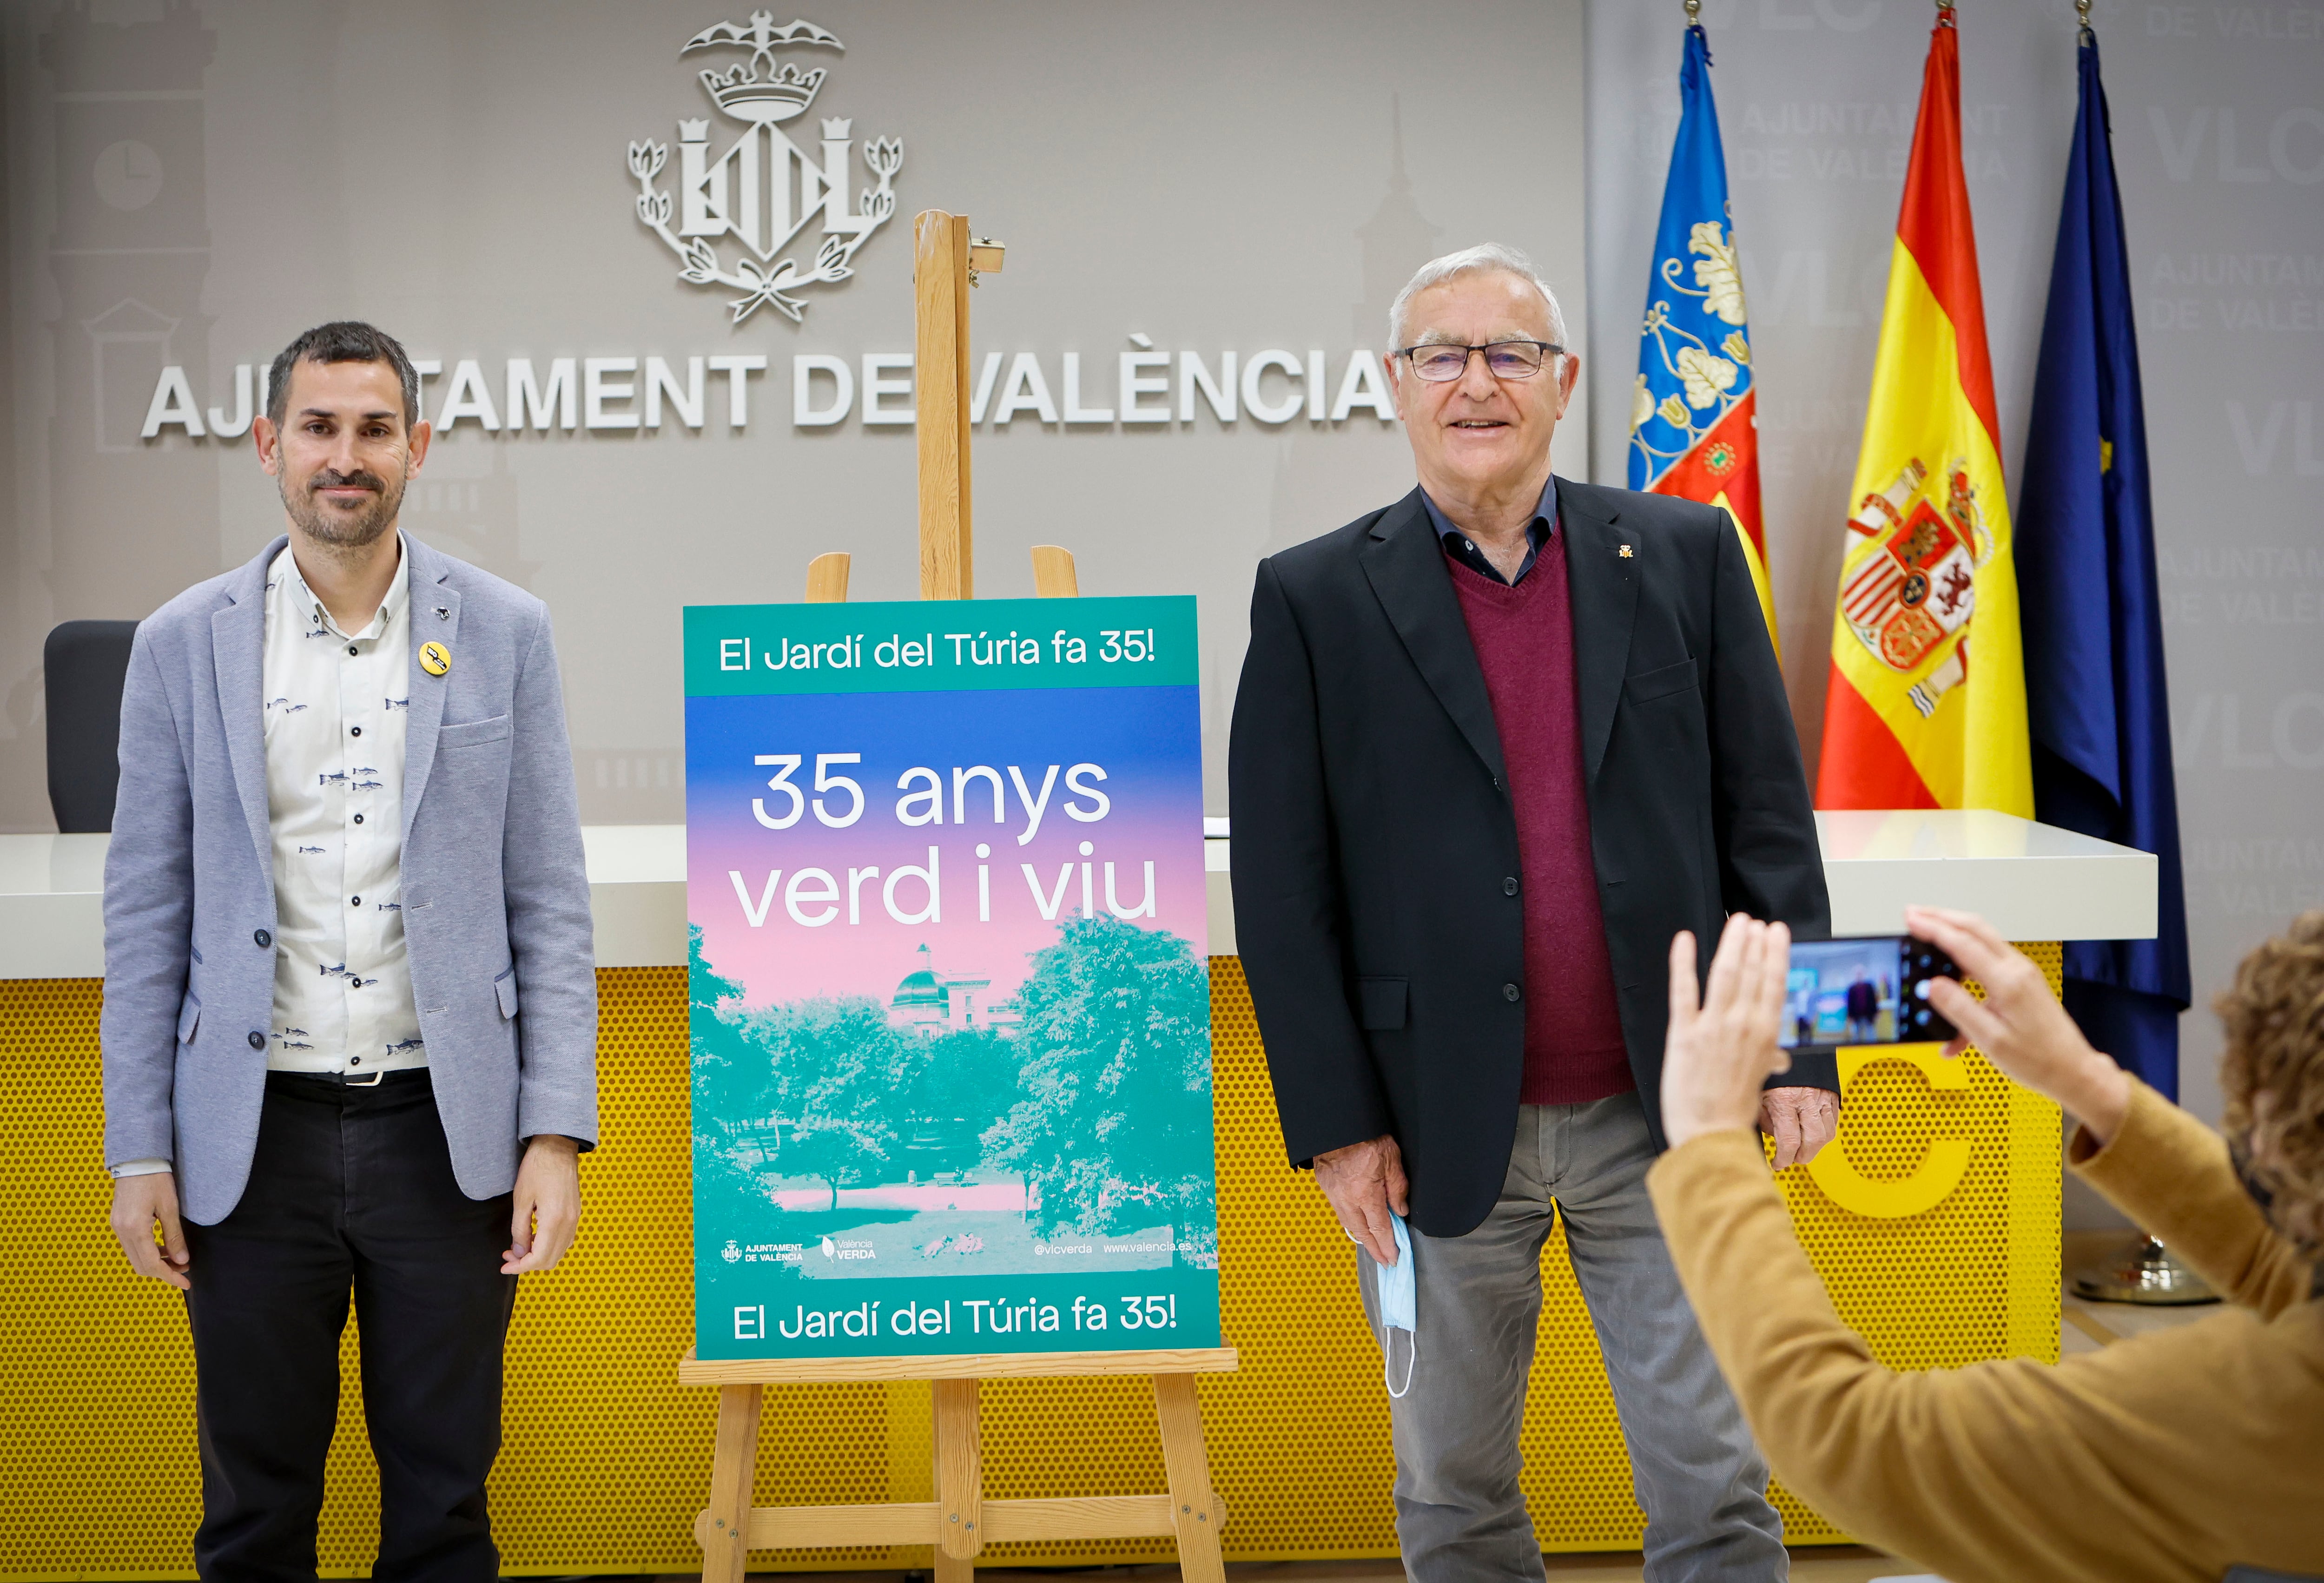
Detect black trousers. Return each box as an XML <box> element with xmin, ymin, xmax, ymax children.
<box><xmin>182</xmin><ymin>1070</ymin><xmax>516</xmax><ymax>1583</ymax></box>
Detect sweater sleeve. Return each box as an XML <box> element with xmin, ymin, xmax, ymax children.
<box><xmin>2067</xmin><ymin>1078</ymin><xmax>2316</xmax><ymax>1317</ymax></box>
<box><xmin>1645</xmin><ymin>1129</ymin><xmax>2324</xmax><ymax>1582</ymax></box>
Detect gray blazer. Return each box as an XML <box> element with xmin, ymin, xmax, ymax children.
<box><xmin>101</xmin><ymin>533</ymin><xmax>598</xmax><ymax>1223</ymax></box>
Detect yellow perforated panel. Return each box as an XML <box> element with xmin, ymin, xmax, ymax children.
<box><xmin>0</xmin><ymin>951</ymin><xmax>2060</xmax><ymax>1576</ymax></box>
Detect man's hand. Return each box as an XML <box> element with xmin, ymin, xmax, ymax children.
<box><xmin>1758</xmin><ymin>1087</ymin><xmax>1839</xmax><ymax>1169</ymax></box>
<box><xmin>503</xmin><ymin>1134</ymin><xmax>581</xmax><ymax>1274</ymax></box>
<box><xmin>1313</xmin><ymin>1134</ymin><xmax>1410</xmax><ymax>1266</ymax></box>
<box><xmin>1905</xmin><ymin>905</ymin><xmax>2133</xmax><ymax>1146</ymax></box>
<box><xmin>111</xmin><ymin>1172</ymin><xmax>191</xmax><ymax>1291</ymax></box>
<box><xmin>1662</xmin><ymin>914</ymin><xmax>1793</xmax><ymax>1151</ymax></box>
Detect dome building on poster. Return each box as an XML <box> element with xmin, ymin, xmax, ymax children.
<box><xmin>888</xmin><ymin>943</ymin><xmax>1015</xmax><ymax>1036</ymax></box>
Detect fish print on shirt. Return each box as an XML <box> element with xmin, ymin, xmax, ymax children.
<box><xmin>263</xmin><ymin>539</ymin><xmax>421</xmax><ymax>1076</ymax></box>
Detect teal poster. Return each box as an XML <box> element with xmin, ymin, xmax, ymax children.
<box><xmin>684</xmin><ymin>596</ymin><xmax>1220</xmax><ymax>1359</ymax></box>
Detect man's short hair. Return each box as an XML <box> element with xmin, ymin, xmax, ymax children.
<box><xmin>266</xmin><ymin>321</ymin><xmax>420</xmax><ymax>431</ymax></box>
<box><xmin>2218</xmin><ymin>908</ymin><xmax>2324</xmax><ymax>1259</ymax></box>
<box><xmin>1388</xmin><ymin>244</ymin><xmax>1569</xmax><ymax>355</ymax></box>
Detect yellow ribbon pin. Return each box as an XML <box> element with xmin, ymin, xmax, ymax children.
<box><xmin>419</xmin><ymin>641</ymin><xmax>451</xmax><ymax>677</ymax></box>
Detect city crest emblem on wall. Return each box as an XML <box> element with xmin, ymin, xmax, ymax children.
<box><xmin>625</xmin><ymin>13</ymin><xmax>902</xmax><ymax>323</ymax></box>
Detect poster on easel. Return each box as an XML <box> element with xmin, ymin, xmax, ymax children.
<box><xmin>683</xmin><ymin>594</ymin><xmax>1219</xmax><ymax>1361</ymax></box>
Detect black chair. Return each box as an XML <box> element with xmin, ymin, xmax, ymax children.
<box><xmin>45</xmin><ymin>620</ymin><xmax>139</xmax><ymax>833</ymax></box>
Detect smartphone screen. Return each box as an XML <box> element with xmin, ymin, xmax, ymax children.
<box><xmin>1779</xmin><ymin>934</ymin><xmax>1960</xmax><ymax>1049</ymax></box>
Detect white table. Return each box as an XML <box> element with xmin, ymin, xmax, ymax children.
<box><xmin>0</xmin><ymin>810</ymin><xmax>2155</xmax><ymax>979</ymax></box>
<box><xmin>0</xmin><ymin>825</ymin><xmax>698</xmax><ymax>976</ymax></box>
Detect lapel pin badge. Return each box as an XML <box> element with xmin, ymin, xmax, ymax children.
<box><xmin>419</xmin><ymin>641</ymin><xmax>451</xmax><ymax>677</ymax></box>
<box><xmin>1618</xmin><ymin>544</ymin><xmax>1634</xmax><ymax>558</ymax></box>
<box><xmin>435</xmin><ymin>606</ymin><xmax>450</xmax><ymax>620</ymax></box>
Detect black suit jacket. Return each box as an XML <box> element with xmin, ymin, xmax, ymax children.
<box><xmin>1228</xmin><ymin>477</ymin><xmax>1832</xmax><ymax>1237</ymax></box>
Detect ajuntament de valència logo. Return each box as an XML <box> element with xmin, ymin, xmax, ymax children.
<box><xmin>626</xmin><ymin>13</ymin><xmax>902</xmax><ymax>324</ymax></box>
<box><xmin>133</xmin><ymin>6</ymin><xmax>1406</xmax><ymax>446</ymax></box>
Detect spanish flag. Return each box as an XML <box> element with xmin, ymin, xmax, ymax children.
<box><xmin>1814</xmin><ymin>11</ymin><xmax>2031</xmax><ymax>814</ymax></box>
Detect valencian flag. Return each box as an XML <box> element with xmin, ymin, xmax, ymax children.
<box><xmin>1628</xmin><ymin>21</ymin><xmax>1776</xmax><ymax>649</ymax></box>
<box><xmin>2016</xmin><ymin>31</ymin><xmax>2190</xmax><ymax>1097</ymax></box>
<box><xmin>1815</xmin><ymin>10</ymin><xmax>2031</xmax><ymax>813</ymax></box>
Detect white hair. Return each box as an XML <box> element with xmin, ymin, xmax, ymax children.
<box><xmin>1388</xmin><ymin>243</ymin><xmax>1568</xmax><ymax>353</ymax></box>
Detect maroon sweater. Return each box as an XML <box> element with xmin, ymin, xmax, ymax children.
<box><xmin>1445</xmin><ymin>535</ymin><xmax>1634</xmax><ymax>1106</ymax></box>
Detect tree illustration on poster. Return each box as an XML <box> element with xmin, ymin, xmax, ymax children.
<box><xmin>984</xmin><ymin>916</ymin><xmax>1217</xmax><ymax>1265</ymax></box>
<box><xmin>685</xmin><ymin>594</ymin><xmax>1221</xmax><ymax>1361</ymax></box>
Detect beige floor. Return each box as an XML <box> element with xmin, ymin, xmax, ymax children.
<box><xmin>708</xmin><ymin>1554</ymin><xmax>1911</xmax><ymax>1583</ymax></box>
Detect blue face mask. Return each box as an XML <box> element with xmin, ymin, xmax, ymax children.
<box><xmin>1376</xmin><ymin>1211</ymin><xmax>1416</xmax><ymax>1398</ymax></box>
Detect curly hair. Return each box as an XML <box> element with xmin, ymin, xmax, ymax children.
<box><xmin>2216</xmin><ymin>909</ymin><xmax>2324</xmax><ymax>1258</ymax></box>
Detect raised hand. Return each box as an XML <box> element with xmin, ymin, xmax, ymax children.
<box><xmin>1904</xmin><ymin>906</ymin><xmax>2132</xmax><ymax>1145</ymax></box>
<box><xmin>1662</xmin><ymin>913</ymin><xmax>1794</xmax><ymax>1151</ymax></box>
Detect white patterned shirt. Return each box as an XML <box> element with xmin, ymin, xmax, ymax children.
<box><xmin>257</xmin><ymin>536</ymin><xmax>427</xmax><ymax>1076</ymax></box>
<box><xmin>111</xmin><ymin>536</ymin><xmax>429</xmax><ymax>1179</ymax></box>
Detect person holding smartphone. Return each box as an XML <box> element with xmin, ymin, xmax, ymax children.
<box><xmin>1651</xmin><ymin>906</ymin><xmax>2321</xmax><ymax>1581</ymax></box>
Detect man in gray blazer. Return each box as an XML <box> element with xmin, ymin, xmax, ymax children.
<box><xmin>102</xmin><ymin>321</ymin><xmax>597</xmax><ymax>1582</ymax></box>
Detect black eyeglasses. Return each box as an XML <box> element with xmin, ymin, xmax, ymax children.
<box><xmin>1397</xmin><ymin>340</ymin><xmax>1563</xmax><ymax>383</ymax></box>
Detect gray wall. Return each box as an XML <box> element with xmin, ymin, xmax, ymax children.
<box><xmin>11</xmin><ymin>0</ymin><xmax>2315</xmax><ymax>1156</ymax></box>
<box><xmin>0</xmin><ymin>0</ymin><xmax>1588</xmax><ymax>829</ymax></box>
<box><xmin>1587</xmin><ymin>0</ymin><xmax>2324</xmax><ymax>1162</ymax></box>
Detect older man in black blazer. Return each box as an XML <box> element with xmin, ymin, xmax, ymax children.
<box><xmin>1229</xmin><ymin>244</ymin><xmax>1834</xmax><ymax>1582</ymax></box>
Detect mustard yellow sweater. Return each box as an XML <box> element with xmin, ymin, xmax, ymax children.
<box><xmin>1647</xmin><ymin>1081</ymin><xmax>2323</xmax><ymax>1581</ymax></box>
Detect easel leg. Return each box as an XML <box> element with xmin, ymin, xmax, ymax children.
<box><xmin>933</xmin><ymin>1377</ymin><xmax>982</xmax><ymax>1580</ymax></box>
<box><xmin>702</xmin><ymin>1383</ymin><xmax>762</xmax><ymax>1583</ymax></box>
<box><xmin>1154</xmin><ymin>1373</ymin><xmax>1226</xmax><ymax>1583</ymax></box>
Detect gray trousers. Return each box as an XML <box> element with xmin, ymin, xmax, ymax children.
<box><xmin>1359</xmin><ymin>1094</ymin><xmax>1785</xmax><ymax>1582</ymax></box>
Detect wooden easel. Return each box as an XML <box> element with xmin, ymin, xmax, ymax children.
<box><xmin>683</xmin><ymin>210</ymin><xmax>1238</xmax><ymax>1583</ymax></box>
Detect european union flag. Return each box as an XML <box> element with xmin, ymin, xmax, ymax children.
<box><xmin>2016</xmin><ymin>33</ymin><xmax>2190</xmax><ymax>1098</ymax></box>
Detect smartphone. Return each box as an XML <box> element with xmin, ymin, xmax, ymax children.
<box><xmin>1779</xmin><ymin>934</ymin><xmax>1961</xmax><ymax>1050</ymax></box>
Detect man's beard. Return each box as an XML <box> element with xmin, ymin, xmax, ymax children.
<box><xmin>282</xmin><ymin>467</ymin><xmax>403</xmax><ymax>549</ymax></box>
